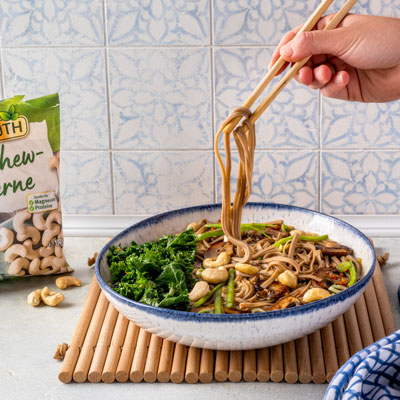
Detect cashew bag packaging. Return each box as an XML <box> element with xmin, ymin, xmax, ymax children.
<box><xmin>0</xmin><ymin>94</ymin><xmax>71</xmax><ymax>279</ymax></box>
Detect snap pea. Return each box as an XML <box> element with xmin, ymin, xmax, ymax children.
<box><xmin>214</xmin><ymin>286</ymin><xmax>223</xmax><ymax>314</ymax></box>
<box><xmin>273</xmin><ymin>234</ymin><xmax>328</xmax><ymax>248</ymax></box>
<box><xmin>225</xmin><ymin>268</ymin><xmax>235</xmax><ymax>308</ymax></box>
<box><xmin>335</xmin><ymin>260</ymin><xmax>357</xmax><ymax>287</ymax></box>
<box><xmin>192</xmin><ymin>283</ymin><xmax>225</xmax><ymax>308</ymax></box>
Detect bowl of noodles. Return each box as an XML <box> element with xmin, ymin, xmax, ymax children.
<box><xmin>95</xmin><ymin>202</ymin><xmax>376</xmax><ymax>350</ymax></box>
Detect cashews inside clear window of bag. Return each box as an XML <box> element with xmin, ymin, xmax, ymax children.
<box><xmin>0</xmin><ymin>94</ymin><xmax>71</xmax><ymax>280</ymax></box>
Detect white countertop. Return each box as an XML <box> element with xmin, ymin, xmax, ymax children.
<box><xmin>1</xmin><ymin>236</ymin><xmax>399</xmax><ymax>400</ymax></box>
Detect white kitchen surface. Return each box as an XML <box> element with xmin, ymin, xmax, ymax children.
<box><xmin>0</xmin><ymin>236</ymin><xmax>399</xmax><ymax>400</ymax></box>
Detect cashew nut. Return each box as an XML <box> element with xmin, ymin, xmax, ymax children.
<box><xmin>39</xmin><ymin>246</ymin><xmax>54</xmax><ymax>257</ymax></box>
<box><xmin>27</xmin><ymin>289</ymin><xmax>43</xmax><ymax>306</ymax></box>
<box><xmin>201</xmin><ymin>267</ymin><xmax>229</xmax><ymax>284</ymax></box>
<box><xmin>32</xmin><ymin>213</ymin><xmax>47</xmax><ymax>230</ymax></box>
<box><xmin>188</xmin><ymin>281</ymin><xmax>210</xmax><ymax>302</ymax></box>
<box><xmin>186</xmin><ymin>222</ymin><xmax>201</xmax><ymax>231</ymax></box>
<box><xmin>203</xmin><ymin>252</ymin><xmax>231</xmax><ymax>268</ymax></box>
<box><xmin>8</xmin><ymin>257</ymin><xmax>29</xmax><ymax>276</ymax></box>
<box><xmin>45</xmin><ymin>210</ymin><xmax>62</xmax><ymax>228</ymax></box>
<box><xmin>41</xmin><ymin>286</ymin><xmax>64</xmax><ymax>307</ymax></box>
<box><xmin>23</xmin><ymin>240</ymin><xmax>40</xmax><ymax>260</ymax></box>
<box><xmin>278</xmin><ymin>270</ymin><xmax>298</xmax><ymax>289</ymax></box>
<box><xmin>40</xmin><ymin>256</ymin><xmax>66</xmax><ymax>274</ymax></box>
<box><xmin>28</xmin><ymin>258</ymin><xmax>42</xmax><ymax>275</ymax></box>
<box><xmin>55</xmin><ymin>276</ymin><xmax>81</xmax><ymax>289</ymax></box>
<box><xmin>16</xmin><ymin>226</ymin><xmax>41</xmax><ymax>245</ymax></box>
<box><xmin>235</xmin><ymin>263</ymin><xmax>259</xmax><ymax>275</ymax></box>
<box><xmin>55</xmin><ymin>246</ymin><xmax>64</xmax><ymax>258</ymax></box>
<box><xmin>12</xmin><ymin>210</ymin><xmax>31</xmax><ymax>234</ymax></box>
<box><xmin>42</xmin><ymin>223</ymin><xmax>61</xmax><ymax>247</ymax></box>
<box><xmin>0</xmin><ymin>228</ymin><xmax>14</xmax><ymax>251</ymax></box>
<box><xmin>303</xmin><ymin>288</ymin><xmax>331</xmax><ymax>304</ymax></box>
<box><xmin>4</xmin><ymin>244</ymin><xmax>28</xmax><ymax>262</ymax></box>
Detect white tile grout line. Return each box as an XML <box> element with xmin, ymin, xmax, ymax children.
<box><xmin>102</xmin><ymin>0</ymin><xmax>116</xmax><ymax>214</ymax></box>
<box><xmin>210</xmin><ymin>0</ymin><xmax>217</xmax><ymax>203</ymax></box>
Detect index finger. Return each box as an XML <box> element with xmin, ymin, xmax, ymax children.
<box><xmin>268</xmin><ymin>25</ymin><xmax>302</xmax><ymax>73</ymax></box>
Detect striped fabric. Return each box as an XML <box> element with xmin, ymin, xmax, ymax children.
<box><xmin>325</xmin><ymin>330</ymin><xmax>400</xmax><ymax>399</ymax></box>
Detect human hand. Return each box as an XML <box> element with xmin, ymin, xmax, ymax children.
<box><xmin>269</xmin><ymin>14</ymin><xmax>400</xmax><ymax>102</ymax></box>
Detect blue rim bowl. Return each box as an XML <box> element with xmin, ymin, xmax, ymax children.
<box><xmin>95</xmin><ymin>202</ymin><xmax>376</xmax><ymax>350</ymax></box>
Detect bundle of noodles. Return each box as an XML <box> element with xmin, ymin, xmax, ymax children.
<box><xmin>188</xmin><ymin>219</ymin><xmax>360</xmax><ymax>314</ymax></box>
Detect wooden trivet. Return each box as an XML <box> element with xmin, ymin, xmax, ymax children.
<box><xmin>58</xmin><ymin>263</ymin><xmax>397</xmax><ymax>384</ymax></box>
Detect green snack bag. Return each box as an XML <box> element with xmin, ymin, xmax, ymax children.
<box><xmin>0</xmin><ymin>94</ymin><xmax>71</xmax><ymax>279</ymax></box>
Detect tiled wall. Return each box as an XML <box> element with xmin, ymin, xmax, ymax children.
<box><xmin>1</xmin><ymin>1</ymin><xmax>399</xmax><ymax>218</ymax></box>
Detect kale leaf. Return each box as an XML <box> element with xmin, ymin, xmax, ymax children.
<box><xmin>107</xmin><ymin>229</ymin><xmax>197</xmax><ymax>310</ymax></box>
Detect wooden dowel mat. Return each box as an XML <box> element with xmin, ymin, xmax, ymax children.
<box><xmin>58</xmin><ymin>264</ymin><xmax>397</xmax><ymax>384</ymax></box>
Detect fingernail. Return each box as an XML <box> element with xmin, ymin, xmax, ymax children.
<box><xmin>333</xmin><ymin>73</ymin><xmax>343</xmax><ymax>85</ymax></box>
<box><xmin>281</xmin><ymin>43</ymin><xmax>293</xmax><ymax>58</ymax></box>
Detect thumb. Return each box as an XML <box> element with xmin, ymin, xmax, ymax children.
<box><xmin>280</xmin><ymin>29</ymin><xmax>346</xmax><ymax>61</ymax></box>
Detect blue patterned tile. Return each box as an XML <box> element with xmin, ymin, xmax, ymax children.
<box><xmin>109</xmin><ymin>48</ymin><xmax>211</xmax><ymax>149</ymax></box>
<box><xmin>213</xmin><ymin>0</ymin><xmax>320</xmax><ymax>45</ymax></box>
<box><xmin>113</xmin><ymin>151</ymin><xmax>214</xmax><ymax>214</ymax></box>
<box><xmin>322</xmin><ymin>151</ymin><xmax>400</xmax><ymax>214</ymax></box>
<box><xmin>329</xmin><ymin>0</ymin><xmax>400</xmax><ymax>16</ymax></box>
<box><xmin>61</xmin><ymin>152</ymin><xmax>113</xmax><ymax>214</ymax></box>
<box><xmin>0</xmin><ymin>1</ymin><xmax>104</xmax><ymax>46</ymax></box>
<box><xmin>322</xmin><ymin>98</ymin><xmax>400</xmax><ymax>148</ymax></box>
<box><xmin>215</xmin><ymin>151</ymin><xmax>318</xmax><ymax>210</ymax></box>
<box><xmin>214</xmin><ymin>48</ymin><xmax>319</xmax><ymax>149</ymax></box>
<box><xmin>107</xmin><ymin>0</ymin><xmax>209</xmax><ymax>45</ymax></box>
<box><xmin>3</xmin><ymin>48</ymin><xmax>109</xmax><ymax>150</ymax></box>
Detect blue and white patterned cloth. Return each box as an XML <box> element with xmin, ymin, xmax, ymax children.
<box><xmin>325</xmin><ymin>330</ymin><xmax>400</xmax><ymax>399</ymax></box>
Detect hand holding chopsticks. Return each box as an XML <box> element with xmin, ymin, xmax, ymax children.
<box><xmin>222</xmin><ymin>0</ymin><xmax>358</xmax><ymax>132</ymax></box>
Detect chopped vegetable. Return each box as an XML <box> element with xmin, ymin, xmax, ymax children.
<box><xmin>274</xmin><ymin>234</ymin><xmax>328</xmax><ymax>248</ymax></box>
<box><xmin>225</xmin><ymin>268</ymin><xmax>235</xmax><ymax>308</ymax></box>
<box><xmin>328</xmin><ymin>284</ymin><xmax>347</xmax><ymax>293</ymax></box>
<box><xmin>204</xmin><ymin>223</ymin><xmax>272</xmax><ymax>237</ymax></box>
<box><xmin>335</xmin><ymin>260</ymin><xmax>357</xmax><ymax>287</ymax></box>
<box><xmin>192</xmin><ymin>282</ymin><xmax>224</xmax><ymax>308</ymax></box>
<box><xmin>108</xmin><ymin>229</ymin><xmax>197</xmax><ymax>310</ymax></box>
<box><xmin>214</xmin><ymin>286</ymin><xmax>223</xmax><ymax>314</ymax></box>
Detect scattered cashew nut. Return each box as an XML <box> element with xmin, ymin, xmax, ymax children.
<box><xmin>303</xmin><ymin>288</ymin><xmax>331</xmax><ymax>304</ymax></box>
<box><xmin>8</xmin><ymin>257</ymin><xmax>29</xmax><ymax>276</ymax></box>
<box><xmin>41</xmin><ymin>286</ymin><xmax>64</xmax><ymax>307</ymax></box>
<box><xmin>188</xmin><ymin>281</ymin><xmax>209</xmax><ymax>302</ymax></box>
<box><xmin>203</xmin><ymin>252</ymin><xmax>231</xmax><ymax>268</ymax></box>
<box><xmin>4</xmin><ymin>244</ymin><xmax>28</xmax><ymax>262</ymax></box>
<box><xmin>54</xmin><ymin>343</ymin><xmax>69</xmax><ymax>360</ymax></box>
<box><xmin>42</xmin><ymin>223</ymin><xmax>61</xmax><ymax>247</ymax></box>
<box><xmin>0</xmin><ymin>228</ymin><xmax>14</xmax><ymax>252</ymax></box>
<box><xmin>201</xmin><ymin>267</ymin><xmax>229</xmax><ymax>284</ymax></box>
<box><xmin>27</xmin><ymin>289</ymin><xmax>43</xmax><ymax>306</ymax></box>
<box><xmin>55</xmin><ymin>276</ymin><xmax>81</xmax><ymax>289</ymax></box>
<box><xmin>87</xmin><ymin>252</ymin><xmax>98</xmax><ymax>266</ymax></box>
<box><xmin>278</xmin><ymin>270</ymin><xmax>298</xmax><ymax>289</ymax></box>
<box><xmin>32</xmin><ymin>213</ymin><xmax>47</xmax><ymax>231</ymax></box>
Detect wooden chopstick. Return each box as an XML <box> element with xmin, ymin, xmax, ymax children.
<box><xmin>170</xmin><ymin>344</ymin><xmax>188</xmax><ymax>383</ymax></box>
<box><xmin>185</xmin><ymin>346</ymin><xmax>201</xmax><ymax>384</ymax></box>
<box><xmin>130</xmin><ymin>329</ymin><xmax>151</xmax><ymax>382</ymax></box>
<box><xmin>199</xmin><ymin>349</ymin><xmax>214</xmax><ymax>383</ymax></box>
<box><xmin>144</xmin><ymin>335</ymin><xmax>163</xmax><ymax>383</ymax></box>
<box><xmin>256</xmin><ymin>347</ymin><xmax>270</xmax><ymax>382</ymax></box>
<box><xmin>215</xmin><ymin>350</ymin><xmax>229</xmax><ymax>382</ymax></box>
<box><xmin>343</xmin><ymin>305</ymin><xmax>363</xmax><ymax>356</ymax></box>
<box><xmin>270</xmin><ymin>344</ymin><xmax>284</xmax><ymax>382</ymax></box>
<box><xmin>157</xmin><ymin>340</ymin><xmax>175</xmax><ymax>383</ymax></box>
<box><xmin>295</xmin><ymin>336</ymin><xmax>312</xmax><ymax>383</ymax></box>
<box><xmin>243</xmin><ymin>349</ymin><xmax>257</xmax><ymax>382</ymax></box>
<box><xmin>321</xmin><ymin>323</ymin><xmax>339</xmax><ymax>382</ymax></box>
<box><xmin>354</xmin><ymin>294</ymin><xmax>374</xmax><ymax>348</ymax></box>
<box><xmin>228</xmin><ymin>351</ymin><xmax>243</xmax><ymax>382</ymax></box>
<box><xmin>250</xmin><ymin>0</ymin><xmax>358</xmax><ymax>124</ymax></box>
<box><xmin>283</xmin><ymin>341</ymin><xmax>298</xmax><ymax>383</ymax></box>
<box><xmin>332</xmin><ymin>315</ymin><xmax>350</xmax><ymax>367</ymax></box>
<box><xmin>222</xmin><ymin>0</ymin><xmax>335</xmax><ymax>135</ymax></box>
<box><xmin>309</xmin><ymin>330</ymin><xmax>326</xmax><ymax>384</ymax></box>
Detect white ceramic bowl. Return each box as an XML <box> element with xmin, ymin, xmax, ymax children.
<box><xmin>95</xmin><ymin>203</ymin><xmax>376</xmax><ymax>350</ymax></box>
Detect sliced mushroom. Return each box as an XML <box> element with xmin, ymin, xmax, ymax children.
<box><xmin>255</xmin><ymin>281</ymin><xmax>289</xmax><ymax>300</ymax></box>
<box><xmin>269</xmin><ymin>296</ymin><xmax>301</xmax><ymax>311</ymax></box>
<box><xmin>203</xmin><ymin>242</ymin><xmax>234</xmax><ymax>259</ymax></box>
<box><xmin>315</xmin><ymin>241</ymin><xmax>353</xmax><ymax>257</ymax></box>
